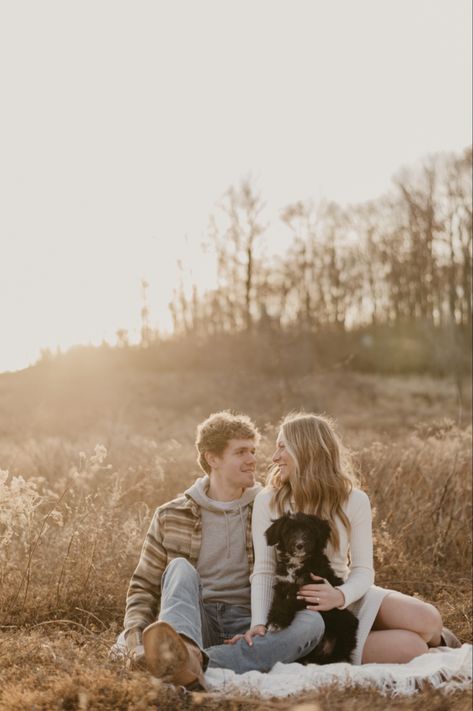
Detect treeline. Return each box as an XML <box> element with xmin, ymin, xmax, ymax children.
<box><xmin>35</xmin><ymin>147</ymin><xmax>471</xmax><ymax>379</ymax></box>
<box><xmin>169</xmin><ymin>147</ymin><xmax>472</xmax><ymax>339</ymax></box>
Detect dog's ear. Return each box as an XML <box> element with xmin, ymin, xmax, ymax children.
<box><xmin>265</xmin><ymin>515</ymin><xmax>289</xmax><ymax>546</ymax></box>
<box><xmin>307</xmin><ymin>515</ymin><xmax>331</xmax><ymax>549</ymax></box>
<box><xmin>315</xmin><ymin>517</ymin><xmax>331</xmax><ymax>548</ymax></box>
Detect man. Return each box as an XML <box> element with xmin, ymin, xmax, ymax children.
<box><xmin>121</xmin><ymin>411</ymin><xmax>325</xmax><ymax>689</ymax></box>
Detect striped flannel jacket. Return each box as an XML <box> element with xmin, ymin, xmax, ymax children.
<box><xmin>124</xmin><ymin>491</ymin><xmax>255</xmax><ymax>635</ymax></box>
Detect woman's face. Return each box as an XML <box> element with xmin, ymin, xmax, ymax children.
<box><xmin>272</xmin><ymin>432</ymin><xmax>296</xmax><ymax>482</ymax></box>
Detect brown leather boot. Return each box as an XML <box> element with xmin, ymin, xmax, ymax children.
<box><xmin>142</xmin><ymin>621</ymin><xmax>207</xmax><ymax>690</ymax></box>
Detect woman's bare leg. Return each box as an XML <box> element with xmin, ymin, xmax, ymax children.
<box><xmin>372</xmin><ymin>591</ymin><xmax>443</xmax><ymax>645</ymax></box>
<box><xmin>361</xmin><ymin>592</ymin><xmax>443</xmax><ymax>663</ymax></box>
<box><xmin>362</xmin><ymin>629</ymin><xmax>428</xmax><ymax>663</ymax></box>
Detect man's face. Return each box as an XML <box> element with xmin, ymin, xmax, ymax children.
<box><xmin>209</xmin><ymin>438</ymin><xmax>257</xmax><ymax>489</ymax></box>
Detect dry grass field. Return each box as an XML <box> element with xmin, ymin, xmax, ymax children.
<box><xmin>0</xmin><ymin>361</ymin><xmax>471</xmax><ymax>710</ymax></box>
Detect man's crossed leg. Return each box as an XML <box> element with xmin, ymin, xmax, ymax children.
<box><xmin>139</xmin><ymin>557</ymin><xmax>325</xmax><ymax>687</ymax></box>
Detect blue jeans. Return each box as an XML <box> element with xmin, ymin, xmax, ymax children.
<box><xmin>158</xmin><ymin>557</ymin><xmax>325</xmax><ymax>674</ymax></box>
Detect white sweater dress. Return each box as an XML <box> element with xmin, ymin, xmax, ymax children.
<box><xmin>250</xmin><ymin>487</ymin><xmax>393</xmax><ymax>664</ymax></box>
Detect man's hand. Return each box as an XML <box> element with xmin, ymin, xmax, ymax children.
<box><xmin>125</xmin><ymin>627</ymin><xmax>146</xmax><ymax>670</ymax></box>
<box><xmin>297</xmin><ymin>573</ymin><xmax>345</xmax><ymax>611</ymax></box>
<box><xmin>126</xmin><ymin>644</ymin><xmax>146</xmax><ymax>670</ymax></box>
<box><xmin>224</xmin><ymin>625</ymin><xmax>267</xmax><ymax>646</ymax></box>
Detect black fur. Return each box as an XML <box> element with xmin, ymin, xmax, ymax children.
<box><xmin>265</xmin><ymin>512</ymin><xmax>358</xmax><ymax>664</ymax></box>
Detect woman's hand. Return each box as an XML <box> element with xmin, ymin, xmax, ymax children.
<box><xmin>297</xmin><ymin>573</ymin><xmax>345</xmax><ymax>611</ymax></box>
<box><xmin>224</xmin><ymin>625</ymin><xmax>267</xmax><ymax>646</ymax></box>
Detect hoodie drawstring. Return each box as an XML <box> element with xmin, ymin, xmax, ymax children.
<box><xmin>223</xmin><ymin>511</ymin><xmax>230</xmax><ymax>558</ymax></box>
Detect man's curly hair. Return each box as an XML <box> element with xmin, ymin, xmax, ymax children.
<box><xmin>195</xmin><ymin>411</ymin><xmax>260</xmax><ymax>474</ymax></box>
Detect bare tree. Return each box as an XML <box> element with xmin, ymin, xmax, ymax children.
<box><xmin>166</xmin><ymin>147</ymin><xmax>471</xmax><ymax>377</ymax></box>
<box><xmin>140</xmin><ymin>279</ymin><xmax>151</xmax><ymax>347</ymax></box>
<box><xmin>210</xmin><ymin>178</ymin><xmax>266</xmax><ymax>332</ymax></box>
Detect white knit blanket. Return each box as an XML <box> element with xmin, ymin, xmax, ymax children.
<box><xmin>204</xmin><ymin>645</ymin><xmax>472</xmax><ymax>697</ymax></box>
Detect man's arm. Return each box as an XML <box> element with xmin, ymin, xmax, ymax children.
<box><xmin>124</xmin><ymin>508</ymin><xmax>168</xmax><ymax>645</ymax></box>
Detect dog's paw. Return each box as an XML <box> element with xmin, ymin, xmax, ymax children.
<box><xmin>267</xmin><ymin>623</ymin><xmax>282</xmax><ymax>633</ymax></box>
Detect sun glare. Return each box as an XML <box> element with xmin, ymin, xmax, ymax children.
<box><xmin>0</xmin><ymin>0</ymin><xmax>471</xmax><ymax>372</ymax></box>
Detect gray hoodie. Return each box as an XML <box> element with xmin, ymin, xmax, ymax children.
<box><xmin>186</xmin><ymin>476</ymin><xmax>261</xmax><ymax>607</ymax></box>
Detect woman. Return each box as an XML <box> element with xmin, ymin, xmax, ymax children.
<box><xmin>246</xmin><ymin>413</ymin><xmax>460</xmax><ymax>664</ymax></box>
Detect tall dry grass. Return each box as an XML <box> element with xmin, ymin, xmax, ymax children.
<box><xmin>1</xmin><ymin>420</ymin><xmax>470</xmax><ymax>633</ymax></box>
<box><xmin>0</xmin><ymin>369</ymin><xmax>471</xmax><ymax>710</ymax></box>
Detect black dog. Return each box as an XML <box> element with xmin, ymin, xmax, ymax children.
<box><xmin>265</xmin><ymin>512</ymin><xmax>358</xmax><ymax>664</ymax></box>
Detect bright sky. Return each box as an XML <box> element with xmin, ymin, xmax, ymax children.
<box><xmin>0</xmin><ymin>0</ymin><xmax>471</xmax><ymax>373</ymax></box>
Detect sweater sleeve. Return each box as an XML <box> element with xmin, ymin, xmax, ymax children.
<box><xmin>124</xmin><ymin>508</ymin><xmax>167</xmax><ymax>634</ymax></box>
<box><xmin>249</xmin><ymin>490</ymin><xmax>277</xmax><ymax>628</ymax></box>
<box><xmin>335</xmin><ymin>489</ymin><xmax>375</xmax><ymax>609</ymax></box>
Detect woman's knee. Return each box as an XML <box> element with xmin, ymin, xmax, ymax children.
<box><xmin>416</xmin><ymin>602</ymin><xmax>443</xmax><ymax>641</ymax></box>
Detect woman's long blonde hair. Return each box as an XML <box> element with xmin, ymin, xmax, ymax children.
<box><xmin>268</xmin><ymin>412</ymin><xmax>357</xmax><ymax>551</ymax></box>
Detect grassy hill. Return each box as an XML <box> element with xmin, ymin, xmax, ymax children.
<box><xmin>0</xmin><ymin>352</ymin><xmax>471</xmax><ymax>710</ymax></box>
